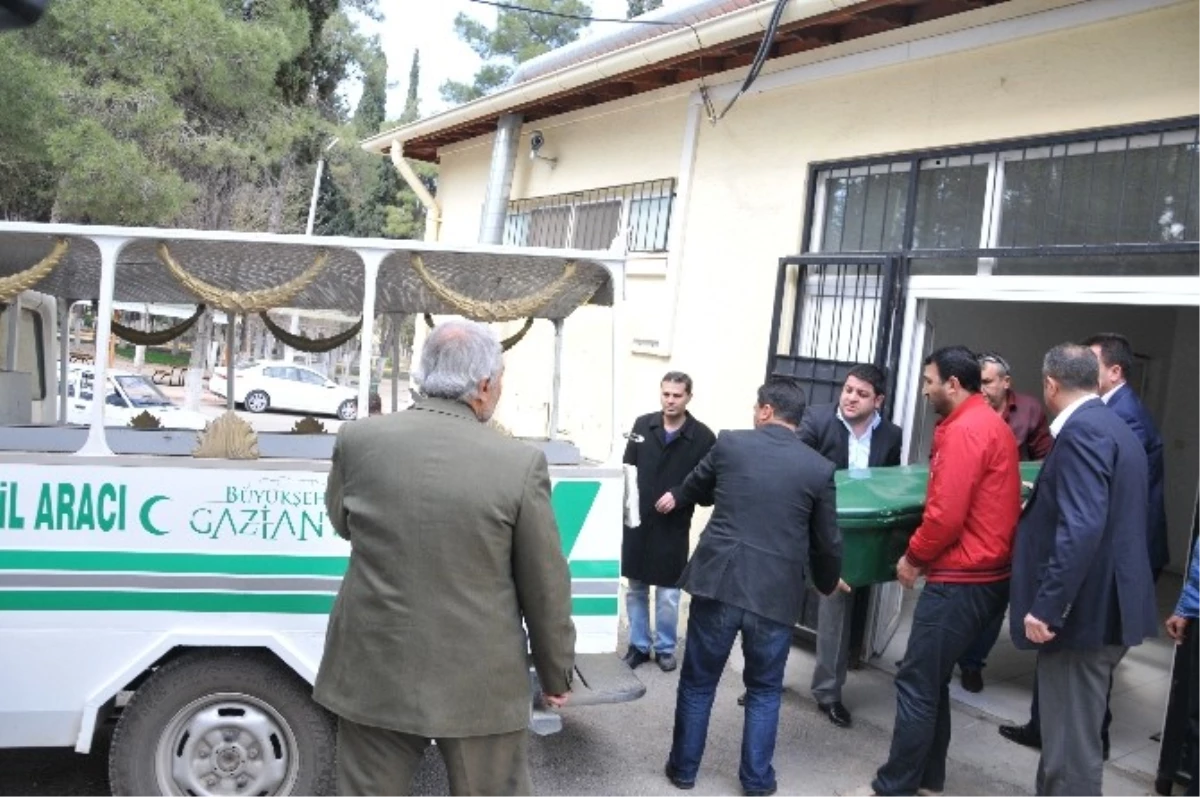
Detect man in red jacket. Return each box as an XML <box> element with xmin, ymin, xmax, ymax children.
<box><xmin>871</xmin><ymin>346</ymin><xmax>1022</xmax><ymax>796</ymax></box>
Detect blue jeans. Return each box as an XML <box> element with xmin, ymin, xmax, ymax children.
<box><xmin>667</xmin><ymin>596</ymin><xmax>793</xmax><ymax>794</ymax></box>
<box><xmin>957</xmin><ymin>605</ymin><xmax>1005</xmax><ymax>670</ymax></box>
<box><xmin>626</xmin><ymin>578</ymin><xmax>680</xmax><ymax>655</ymax></box>
<box><xmin>873</xmin><ymin>580</ymin><xmax>1009</xmax><ymax>796</ymax></box>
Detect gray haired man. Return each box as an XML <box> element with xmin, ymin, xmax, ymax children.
<box><xmin>314</xmin><ymin>319</ymin><xmax>577</xmax><ymax>796</ymax></box>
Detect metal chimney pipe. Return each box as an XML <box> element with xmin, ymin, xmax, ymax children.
<box><xmin>478</xmin><ymin>113</ymin><xmax>523</xmax><ymax>244</ymax></box>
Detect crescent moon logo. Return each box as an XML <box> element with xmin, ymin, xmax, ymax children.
<box><xmin>139</xmin><ymin>496</ymin><xmax>171</xmax><ymax>536</ymax></box>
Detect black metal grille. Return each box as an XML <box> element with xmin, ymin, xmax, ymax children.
<box><xmin>504</xmin><ymin>179</ymin><xmax>675</xmax><ymax>253</ymax></box>
<box><xmin>767</xmin><ymin>255</ymin><xmax>904</xmax><ymax>411</ymax></box>
<box><xmin>809</xmin><ymin>118</ymin><xmax>1200</xmax><ymax>258</ymax></box>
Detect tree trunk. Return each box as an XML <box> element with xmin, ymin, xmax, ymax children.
<box><xmin>267</xmin><ymin>154</ymin><xmax>294</xmax><ymax>234</ymax></box>
<box><xmin>133</xmin><ymin>311</ymin><xmax>149</xmax><ymax>371</ymax></box>
<box><xmin>184</xmin><ymin>310</ymin><xmax>214</xmax><ymax>411</ymax></box>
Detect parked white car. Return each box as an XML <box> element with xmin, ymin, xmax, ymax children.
<box><xmin>209</xmin><ymin>360</ymin><xmax>358</xmax><ymax>420</ymax></box>
<box><xmin>66</xmin><ymin>366</ymin><xmax>209</xmax><ymax>430</ymax></box>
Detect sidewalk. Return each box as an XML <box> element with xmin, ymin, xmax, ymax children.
<box><xmin>723</xmin><ymin>640</ymin><xmax>1155</xmax><ymax>795</ymax></box>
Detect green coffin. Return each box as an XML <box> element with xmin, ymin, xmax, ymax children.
<box><xmin>835</xmin><ymin>462</ymin><xmax>1041</xmax><ymax>587</ymax></box>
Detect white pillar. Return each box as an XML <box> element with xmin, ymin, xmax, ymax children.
<box><xmin>549</xmin><ymin>319</ymin><xmax>564</xmax><ymax>440</ymax></box>
<box><xmin>355</xmin><ymin>250</ymin><xmax>384</xmax><ymax>419</ymax></box>
<box><xmin>77</xmin><ymin>236</ymin><xmax>127</xmax><ymax>456</ymax></box>
<box><xmin>4</xmin><ymin>294</ymin><xmax>20</xmax><ymax>370</ymax></box>
<box><xmin>58</xmin><ymin>299</ymin><xmax>71</xmax><ymax>425</ymax></box>
<box><xmin>226</xmin><ymin>316</ymin><xmax>237</xmax><ymax>411</ymax></box>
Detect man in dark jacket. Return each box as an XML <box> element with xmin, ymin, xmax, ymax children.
<box><xmin>1010</xmin><ymin>343</ymin><xmax>1157</xmax><ymax>795</ymax></box>
<box><xmin>799</xmin><ymin>364</ymin><xmax>902</xmax><ymax>729</ymax></box>
<box><xmin>663</xmin><ymin>377</ymin><xmax>841</xmax><ymax>796</ymax></box>
<box><xmin>1000</xmin><ymin>333</ymin><xmax>1169</xmax><ymax>753</ymax></box>
<box><xmin>621</xmin><ymin>372</ymin><xmax>716</xmax><ymax>672</ymax></box>
<box><xmin>1085</xmin><ymin>332</ymin><xmax>1168</xmax><ymax>577</ymax></box>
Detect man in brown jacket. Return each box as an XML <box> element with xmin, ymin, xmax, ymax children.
<box><xmin>313</xmin><ymin>319</ymin><xmax>576</xmax><ymax>796</ymax></box>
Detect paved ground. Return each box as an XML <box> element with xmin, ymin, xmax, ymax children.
<box><xmin>0</xmin><ymin>638</ymin><xmax>1157</xmax><ymax>795</ymax></box>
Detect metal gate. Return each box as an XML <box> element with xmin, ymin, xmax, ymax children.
<box><xmin>765</xmin><ymin>254</ymin><xmax>907</xmax><ymax>411</ymax></box>
<box><xmin>764</xmin><ymin>253</ymin><xmax>907</xmax><ymax>654</ymax></box>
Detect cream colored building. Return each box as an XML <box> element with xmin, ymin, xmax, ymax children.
<box><xmin>368</xmin><ymin>0</ymin><xmax>1198</xmax><ymax>576</ymax></box>
<box><xmin>366</xmin><ymin>3</ymin><xmax>1198</xmax><ymax>775</ymax></box>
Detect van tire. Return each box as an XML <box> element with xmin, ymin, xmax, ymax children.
<box><xmin>109</xmin><ymin>649</ymin><xmax>336</xmax><ymax>796</ymax></box>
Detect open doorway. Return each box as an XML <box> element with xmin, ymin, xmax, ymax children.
<box><xmin>883</xmin><ymin>297</ymin><xmax>1198</xmax><ymax>781</ymax></box>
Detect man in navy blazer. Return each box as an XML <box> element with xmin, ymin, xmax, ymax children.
<box><xmin>1010</xmin><ymin>343</ymin><xmax>1158</xmax><ymax>796</ymax></box>
<box><xmin>1084</xmin><ymin>332</ymin><xmax>1169</xmax><ymax>578</ymax></box>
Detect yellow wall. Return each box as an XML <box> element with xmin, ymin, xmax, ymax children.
<box><xmin>432</xmin><ymin>2</ymin><xmax>1199</xmax><ymax>458</ymax></box>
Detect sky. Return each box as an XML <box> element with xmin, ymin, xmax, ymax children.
<box><xmin>354</xmin><ymin>0</ymin><xmax>693</xmax><ymax>121</ymax></box>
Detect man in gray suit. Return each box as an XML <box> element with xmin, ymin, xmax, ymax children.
<box><xmin>662</xmin><ymin>377</ymin><xmax>842</xmax><ymax>796</ymax></box>
<box><xmin>313</xmin><ymin>319</ymin><xmax>577</xmax><ymax>796</ymax></box>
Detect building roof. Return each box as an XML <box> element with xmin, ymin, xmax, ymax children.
<box><xmin>363</xmin><ymin>0</ymin><xmax>1015</xmax><ymax>162</ymax></box>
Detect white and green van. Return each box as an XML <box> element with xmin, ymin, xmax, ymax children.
<box><xmin>0</xmin><ymin>223</ymin><xmax>638</xmax><ymax>795</ymax></box>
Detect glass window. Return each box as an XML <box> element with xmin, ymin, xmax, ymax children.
<box><xmin>115</xmin><ymin>375</ymin><xmax>172</xmax><ymax>408</ymax></box>
<box><xmin>527</xmin><ymin>205</ymin><xmax>572</xmax><ymax>248</ymax></box>
<box><xmin>296</xmin><ymin>368</ymin><xmax>325</xmax><ymax>385</ymax></box>
<box><xmin>815</xmin><ymin>163</ymin><xmax>909</xmax><ymax>252</ymax></box>
<box><xmin>911</xmin><ymin>155</ymin><xmax>989</xmax><ymax>250</ymax></box>
<box><xmin>628</xmin><ymin>196</ymin><xmax>672</xmax><ymax>252</ymax></box>
<box><xmin>998</xmin><ymin>130</ymin><xmax>1200</xmax><ymax>247</ymax></box>
<box><xmin>572</xmin><ymin>200</ymin><xmax>622</xmax><ymax>250</ymax></box>
<box><xmin>0</xmin><ymin>307</ymin><xmax>48</xmax><ymax>399</ymax></box>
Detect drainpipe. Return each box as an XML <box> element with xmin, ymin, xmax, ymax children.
<box><xmin>389</xmin><ymin>143</ymin><xmax>441</xmax><ymax>243</ymax></box>
<box><xmin>478</xmin><ymin>113</ymin><xmax>523</xmax><ymax>245</ymax></box>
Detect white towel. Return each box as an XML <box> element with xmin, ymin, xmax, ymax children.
<box><xmin>623</xmin><ymin>464</ymin><xmax>641</xmax><ymax>529</ymax></box>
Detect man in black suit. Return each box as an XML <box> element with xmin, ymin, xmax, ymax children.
<box><xmin>800</xmin><ymin>364</ymin><xmax>902</xmax><ymax>728</ymax></box>
<box><xmin>1084</xmin><ymin>332</ymin><xmax>1169</xmax><ymax>578</ymax></box>
<box><xmin>1010</xmin><ymin>343</ymin><xmax>1158</xmax><ymax>796</ymax></box>
<box><xmin>662</xmin><ymin>377</ymin><xmax>841</xmax><ymax>796</ymax></box>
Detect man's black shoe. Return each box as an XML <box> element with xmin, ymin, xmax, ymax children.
<box><xmin>737</xmin><ymin>691</ymin><xmax>746</xmax><ymax>706</ymax></box>
<box><xmin>622</xmin><ymin>646</ymin><xmax>651</xmax><ymax>669</ymax></box>
<box><xmin>998</xmin><ymin>722</ymin><xmax>1042</xmax><ymax>749</ymax></box>
<box><xmin>819</xmin><ymin>701</ymin><xmax>853</xmax><ymax>728</ymax></box>
<box><xmin>657</xmin><ymin>653</ymin><xmax>678</xmax><ymax>672</ymax></box>
<box><xmin>1102</xmin><ymin>735</ymin><xmax>1110</xmax><ymax>761</ymax></box>
<box><xmin>665</xmin><ymin>763</ymin><xmax>695</xmax><ymax>790</ymax></box>
<box><xmin>744</xmin><ymin>784</ymin><xmax>777</xmax><ymax>796</ymax></box>
<box><xmin>960</xmin><ymin>667</ymin><xmax>984</xmax><ymax>693</ymax></box>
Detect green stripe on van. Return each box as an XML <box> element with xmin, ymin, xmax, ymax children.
<box><xmin>0</xmin><ymin>591</ymin><xmax>620</xmax><ymax>616</ymax></box>
<box><xmin>0</xmin><ymin>550</ymin><xmax>349</xmax><ymax>576</ymax></box>
<box><xmin>0</xmin><ymin>550</ymin><xmax>617</xmax><ymax>581</ymax></box>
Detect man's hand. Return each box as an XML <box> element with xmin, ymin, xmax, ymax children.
<box><xmin>543</xmin><ymin>693</ymin><xmax>569</xmax><ymax>709</ymax></box>
<box><xmin>1024</xmin><ymin>613</ymin><xmax>1057</xmax><ymax>644</ymax></box>
<box><xmin>896</xmin><ymin>555</ymin><xmax>921</xmax><ymax>589</ymax></box>
<box><xmin>655</xmin><ymin>492</ymin><xmax>676</xmax><ymax>513</ymax></box>
<box><xmin>836</xmin><ymin>579</ymin><xmax>852</xmax><ymax>594</ymax></box>
<box><xmin>1166</xmin><ymin>614</ymin><xmax>1191</xmax><ymax>644</ymax></box>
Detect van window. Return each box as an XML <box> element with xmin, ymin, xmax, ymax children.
<box><xmin>0</xmin><ymin>306</ymin><xmax>47</xmax><ymax>400</ymax></box>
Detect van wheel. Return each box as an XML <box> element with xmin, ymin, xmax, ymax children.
<box><xmin>109</xmin><ymin>649</ymin><xmax>336</xmax><ymax>796</ymax></box>
<box><xmin>336</xmin><ymin>399</ymin><xmax>357</xmax><ymax>421</ymax></box>
<box><xmin>245</xmin><ymin>390</ymin><xmax>270</xmax><ymax>413</ymax></box>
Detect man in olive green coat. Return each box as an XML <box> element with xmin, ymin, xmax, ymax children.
<box><xmin>313</xmin><ymin>319</ymin><xmax>576</xmax><ymax>796</ymax></box>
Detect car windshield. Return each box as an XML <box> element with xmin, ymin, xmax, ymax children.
<box><xmin>114</xmin><ymin>375</ymin><xmax>173</xmax><ymax>408</ymax></box>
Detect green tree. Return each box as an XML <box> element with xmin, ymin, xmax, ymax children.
<box><xmin>352</xmin><ymin>43</ymin><xmax>388</xmax><ymax>136</ymax></box>
<box><xmin>313</xmin><ymin>161</ymin><xmax>357</xmax><ymax>235</ymax></box>
<box><xmin>626</xmin><ymin>0</ymin><xmax>662</xmax><ymax>17</ymax></box>
<box><xmin>440</xmin><ymin>0</ymin><xmax>592</xmax><ymax>105</ymax></box>
<box><xmin>400</xmin><ymin>49</ymin><xmax>421</xmax><ymax>124</ymax></box>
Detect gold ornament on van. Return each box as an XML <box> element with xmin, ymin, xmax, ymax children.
<box><xmin>157</xmin><ymin>243</ymin><xmax>328</xmax><ymax>313</ymax></box>
<box><xmin>193</xmin><ymin>411</ymin><xmax>260</xmax><ymax>460</ymax></box>
<box><xmin>410</xmin><ymin>253</ymin><xmax>575</xmax><ymax>322</ymax></box>
<box><xmin>0</xmin><ymin>238</ymin><xmax>68</xmax><ymax>303</ymax></box>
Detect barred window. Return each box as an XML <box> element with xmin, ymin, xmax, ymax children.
<box><xmin>504</xmin><ymin>179</ymin><xmax>675</xmax><ymax>253</ymax></box>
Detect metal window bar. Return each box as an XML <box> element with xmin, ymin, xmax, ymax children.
<box><xmin>504</xmin><ymin>179</ymin><xmax>676</xmax><ymax>253</ymax></box>
<box><xmin>805</xmin><ymin>118</ymin><xmax>1199</xmax><ymax>257</ymax></box>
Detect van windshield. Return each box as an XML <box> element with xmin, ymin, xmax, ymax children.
<box><xmin>114</xmin><ymin>375</ymin><xmax>173</xmax><ymax>408</ymax></box>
